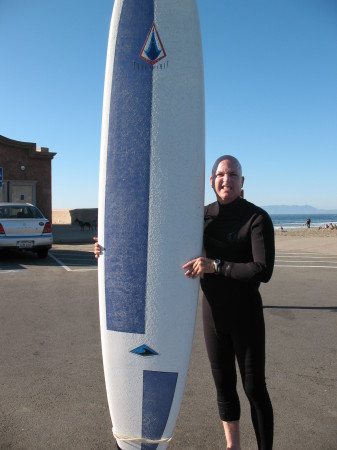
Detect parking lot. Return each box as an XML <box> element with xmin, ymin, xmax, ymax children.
<box><xmin>0</xmin><ymin>244</ymin><xmax>97</xmax><ymax>272</ymax></box>
<box><xmin>1</xmin><ymin>245</ymin><xmax>336</xmax><ymax>449</ymax></box>
<box><xmin>275</xmin><ymin>250</ymin><xmax>337</xmax><ymax>270</ymax></box>
<box><xmin>49</xmin><ymin>245</ymin><xmax>98</xmax><ymax>272</ymax></box>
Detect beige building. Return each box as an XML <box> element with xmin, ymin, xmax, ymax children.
<box><xmin>0</xmin><ymin>135</ymin><xmax>56</xmax><ymax>220</ymax></box>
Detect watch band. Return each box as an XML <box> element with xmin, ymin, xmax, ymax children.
<box><xmin>224</xmin><ymin>263</ymin><xmax>231</xmax><ymax>277</ymax></box>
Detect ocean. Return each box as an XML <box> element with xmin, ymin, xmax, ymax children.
<box><xmin>270</xmin><ymin>214</ymin><xmax>337</xmax><ymax>230</ymax></box>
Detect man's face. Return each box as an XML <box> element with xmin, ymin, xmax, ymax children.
<box><xmin>210</xmin><ymin>159</ymin><xmax>244</xmax><ymax>205</ymax></box>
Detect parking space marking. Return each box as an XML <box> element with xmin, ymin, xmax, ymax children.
<box><xmin>277</xmin><ymin>254</ymin><xmax>337</xmax><ymax>258</ymax></box>
<box><xmin>49</xmin><ymin>249</ymin><xmax>97</xmax><ymax>272</ymax></box>
<box><xmin>53</xmin><ymin>256</ymin><xmax>94</xmax><ymax>262</ymax></box>
<box><xmin>276</xmin><ymin>260</ymin><xmax>337</xmax><ymax>264</ymax></box>
<box><xmin>0</xmin><ymin>269</ymin><xmax>20</xmax><ymax>274</ymax></box>
<box><xmin>275</xmin><ymin>264</ymin><xmax>337</xmax><ymax>269</ymax></box>
<box><xmin>275</xmin><ymin>251</ymin><xmax>337</xmax><ymax>269</ymax></box>
<box><xmin>49</xmin><ymin>253</ymin><xmax>72</xmax><ymax>271</ymax></box>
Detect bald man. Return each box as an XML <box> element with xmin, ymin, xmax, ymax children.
<box><xmin>183</xmin><ymin>155</ymin><xmax>274</xmax><ymax>450</ymax></box>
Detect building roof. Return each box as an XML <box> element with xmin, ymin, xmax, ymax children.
<box><xmin>0</xmin><ymin>135</ymin><xmax>56</xmax><ymax>160</ymax></box>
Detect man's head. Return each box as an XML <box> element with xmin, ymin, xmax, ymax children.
<box><xmin>210</xmin><ymin>155</ymin><xmax>244</xmax><ymax>205</ymax></box>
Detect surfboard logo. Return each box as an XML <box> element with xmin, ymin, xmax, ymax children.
<box><xmin>140</xmin><ymin>23</ymin><xmax>167</xmax><ymax>65</ymax></box>
<box><xmin>130</xmin><ymin>344</ymin><xmax>159</xmax><ymax>357</ymax></box>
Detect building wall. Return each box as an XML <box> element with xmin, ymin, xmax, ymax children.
<box><xmin>53</xmin><ymin>208</ymin><xmax>98</xmax><ymax>225</ymax></box>
<box><xmin>0</xmin><ymin>135</ymin><xmax>56</xmax><ymax>220</ymax></box>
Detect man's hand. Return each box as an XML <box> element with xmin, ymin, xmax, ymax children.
<box><xmin>93</xmin><ymin>237</ymin><xmax>102</xmax><ymax>260</ymax></box>
<box><xmin>182</xmin><ymin>257</ymin><xmax>215</xmax><ymax>279</ymax></box>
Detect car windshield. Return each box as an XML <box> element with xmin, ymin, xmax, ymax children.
<box><xmin>0</xmin><ymin>205</ymin><xmax>43</xmax><ymax>219</ymax></box>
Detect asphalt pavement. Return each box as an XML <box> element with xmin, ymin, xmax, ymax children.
<box><xmin>52</xmin><ymin>224</ymin><xmax>97</xmax><ymax>245</ymax></box>
<box><xmin>0</xmin><ymin>233</ymin><xmax>336</xmax><ymax>449</ymax></box>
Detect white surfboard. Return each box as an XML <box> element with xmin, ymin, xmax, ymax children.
<box><xmin>98</xmin><ymin>1</ymin><xmax>204</xmax><ymax>448</ymax></box>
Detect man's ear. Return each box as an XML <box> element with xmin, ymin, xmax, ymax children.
<box><xmin>210</xmin><ymin>176</ymin><xmax>214</xmax><ymax>188</ymax></box>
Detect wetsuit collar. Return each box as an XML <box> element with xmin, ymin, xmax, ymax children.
<box><xmin>217</xmin><ymin>196</ymin><xmax>242</xmax><ymax>214</ymax></box>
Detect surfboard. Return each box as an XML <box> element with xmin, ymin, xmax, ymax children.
<box><xmin>98</xmin><ymin>1</ymin><xmax>204</xmax><ymax>448</ymax></box>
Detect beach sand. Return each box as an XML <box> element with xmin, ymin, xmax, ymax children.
<box><xmin>275</xmin><ymin>227</ymin><xmax>337</xmax><ymax>254</ymax></box>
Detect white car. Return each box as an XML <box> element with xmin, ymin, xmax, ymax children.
<box><xmin>0</xmin><ymin>203</ymin><xmax>53</xmax><ymax>258</ymax></box>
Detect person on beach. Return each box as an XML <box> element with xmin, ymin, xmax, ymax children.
<box><xmin>182</xmin><ymin>155</ymin><xmax>275</xmax><ymax>450</ymax></box>
<box><xmin>94</xmin><ymin>155</ymin><xmax>275</xmax><ymax>450</ymax></box>
<box><xmin>306</xmin><ymin>217</ymin><xmax>311</xmax><ymax>228</ymax></box>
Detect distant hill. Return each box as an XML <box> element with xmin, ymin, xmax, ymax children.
<box><xmin>262</xmin><ymin>205</ymin><xmax>337</xmax><ymax>215</ymax></box>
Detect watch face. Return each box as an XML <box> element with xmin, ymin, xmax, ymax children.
<box><xmin>214</xmin><ymin>259</ymin><xmax>221</xmax><ymax>273</ymax></box>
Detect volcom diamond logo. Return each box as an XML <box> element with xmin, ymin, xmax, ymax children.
<box><xmin>140</xmin><ymin>23</ymin><xmax>166</xmax><ymax>65</ymax></box>
<box><xmin>130</xmin><ymin>344</ymin><xmax>159</xmax><ymax>357</ymax></box>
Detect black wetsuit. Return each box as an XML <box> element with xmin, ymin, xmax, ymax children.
<box><xmin>201</xmin><ymin>197</ymin><xmax>274</xmax><ymax>450</ymax></box>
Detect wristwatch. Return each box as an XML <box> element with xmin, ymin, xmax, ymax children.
<box><xmin>213</xmin><ymin>259</ymin><xmax>222</xmax><ymax>274</ymax></box>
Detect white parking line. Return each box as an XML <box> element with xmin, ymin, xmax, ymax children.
<box><xmin>275</xmin><ymin>252</ymin><xmax>337</xmax><ymax>269</ymax></box>
<box><xmin>49</xmin><ymin>253</ymin><xmax>72</xmax><ymax>272</ymax></box>
<box><xmin>276</xmin><ymin>255</ymin><xmax>337</xmax><ymax>259</ymax></box>
<box><xmin>49</xmin><ymin>253</ymin><xmax>97</xmax><ymax>272</ymax></box>
<box><xmin>275</xmin><ymin>264</ymin><xmax>337</xmax><ymax>269</ymax></box>
<box><xmin>55</xmin><ymin>258</ymin><xmax>94</xmax><ymax>262</ymax></box>
<box><xmin>276</xmin><ymin>252</ymin><xmax>328</xmax><ymax>256</ymax></box>
<box><xmin>53</xmin><ymin>253</ymin><xmax>94</xmax><ymax>258</ymax></box>
<box><xmin>0</xmin><ymin>270</ymin><xmax>18</xmax><ymax>274</ymax></box>
<box><xmin>67</xmin><ymin>268</ymin><xmax>98</xmax><ymax>272</ymax></box>
<box><xmin>276</xmin><ymin>260</ymin><xmax>337</xmax><ymax>264</ymax></box>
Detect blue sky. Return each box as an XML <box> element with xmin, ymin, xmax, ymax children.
<box><xmin>1</xmin><ymin>0</ymin><xmax>336</xmax><ymax>210</ymax></box>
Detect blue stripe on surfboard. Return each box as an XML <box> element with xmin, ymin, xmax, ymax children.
<box><xmin>141</xmin><ymin>371</ymin><xmax>178</xmax><ymax>450</ymax></box>
<box><xmin>104</xmin><ymin>0</ymin><xmax>154</xmax><ymax>333</ymax></box>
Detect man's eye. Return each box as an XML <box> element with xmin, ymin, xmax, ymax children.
<box><xmin>216</xmin><ymin>172</ymin><xmax>239</xmax><ymax>178</ymax></box>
